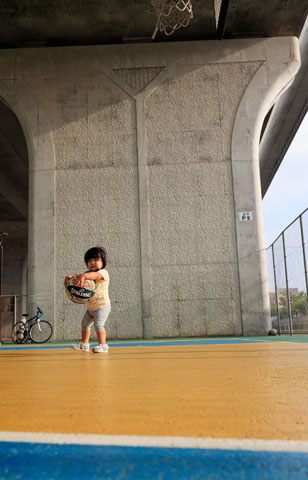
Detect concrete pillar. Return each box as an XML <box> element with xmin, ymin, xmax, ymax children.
<box><xmin>0</xmin><ymin>78</ymin><xmax>55</xmax><ymax>332</ymax></box>
<box><xmin>231</xmin><ymin>37</ymin><xmax>300</xmax><ymax>335</ymax></box>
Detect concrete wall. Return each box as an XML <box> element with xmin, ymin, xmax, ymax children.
<box><xmin>146</xmin><ymin>62</ymin><xmax>256</xmax><ymax>337</ymax></box>
<box><xmin>0</xmin><ymin>37</ymin><xmax>300</xmax><ymax>340</ymax></box>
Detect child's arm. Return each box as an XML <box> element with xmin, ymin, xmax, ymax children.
<box><xmin>75</xmin><ymin>271</ymin><xmax>103</xmax><ymax>286</ymax></box>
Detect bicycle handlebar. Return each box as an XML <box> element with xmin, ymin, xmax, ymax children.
<box><xmin>37</xmin><ymin>306</ymin><xmax>44</xmax><ymax>317</ymax></box>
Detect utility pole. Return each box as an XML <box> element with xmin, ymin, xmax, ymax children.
<box><xmin>0</xmin><ymin>232</ymin><xmax>8</xmax><ymax>344</ymax></box>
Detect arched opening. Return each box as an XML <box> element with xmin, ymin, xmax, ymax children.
<box><xmin>0</xmin><ymin>99</ymin><xmax>28</xmax><ymax>341</ymax></box>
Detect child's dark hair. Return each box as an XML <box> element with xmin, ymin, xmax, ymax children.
<box><xmin>84</xmin><ymin>246</ymin><xmax>107</xmax><ymax>268</ymax></box>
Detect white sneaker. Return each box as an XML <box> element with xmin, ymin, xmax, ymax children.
<box><xmin>92</xmin><ymin>343</ymin><xmax>109</xmax><ymax>353</ymax></box>
<box><xmin>71</xmin><ymin>342</ymin><xmax>90</xmax><ymax>352</ymax></box>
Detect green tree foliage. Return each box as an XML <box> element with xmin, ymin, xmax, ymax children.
<box><xmin>274</xmin><ymin>290</ymin><xmax>308</xmax><ymax>318</ymax></box>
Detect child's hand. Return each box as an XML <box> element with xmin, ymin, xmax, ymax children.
<box><xmin>64</xmin><ymin>274</ymin><xmax>75</xmax><ymax>287</ymax></box>
<box><xmin>75</xmin><ymin>274</ymin><xmax>86</xmax><ymax>286</ymax></box>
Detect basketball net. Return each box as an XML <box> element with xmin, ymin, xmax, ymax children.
<box><xmin>150</xmin><ymin>0</ymin><xmax>193</xmax><ymax>39</ymax></box>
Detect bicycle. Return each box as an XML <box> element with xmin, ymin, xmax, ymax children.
<box><xmin>11</xmin><ymin>306</ymin><xmax>53</xmax><ymax>344</ymax></box>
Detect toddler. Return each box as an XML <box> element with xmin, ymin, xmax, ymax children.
<box><xmin>65</xmin><ymin>246</ymin><xmax>111</xmax><ymax>353</ymax></box>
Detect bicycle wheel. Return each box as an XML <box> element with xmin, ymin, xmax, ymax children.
<box><xmin>12</xmin><ymin>321</ymin><xmax>27</xmax><ymax>344</ymax></box>
<box><xmin>30</xmin><ymin>320</ymin><xmax>53</xmax><ymax>343</ymax></box>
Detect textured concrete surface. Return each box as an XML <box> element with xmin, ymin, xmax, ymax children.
<box><xmin>145</xmin><ymin>61</ymin><xmax>261</xmax><ymax>337</ymax></box>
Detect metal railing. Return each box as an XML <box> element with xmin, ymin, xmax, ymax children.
<box><xmin>266</xmin><ymin>208</ymin><xmax>308</xmax><ymax>335</ymax></box>
<box><xmin>0</xmin><ymin>294</ymin><xmax>26</xmax><ymax>343</ymax></box>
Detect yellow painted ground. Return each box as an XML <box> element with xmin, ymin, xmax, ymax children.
<box><xmin>0</xmin><ymin>342</ymin><xmax>307</xmax><ymax>440</ymax></box>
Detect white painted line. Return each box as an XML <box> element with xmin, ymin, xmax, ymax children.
<box><xmin>0</xmin><ymin>432</ymin><xmax>308</xmax><ymax>453</ymax></box>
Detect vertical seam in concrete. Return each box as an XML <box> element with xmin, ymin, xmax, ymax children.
<box><xmin>135</xmin><ymin>69</ymin><xmax>168</xmax><ymax>338</ymax></box>
<box><xmin>136</xmin><ymin>94</ymin><xmax>152</xmax><ymax>338</ymax></box>
<box><xmin>229</xmin><ymin>161</ymin><xmax>244</xmax><ymax>337</ymax></box>
<box><xmin>109</xmin><ymin>67</ymin><xmax>168</xmax><ymax>339</ymax></box>
<box><xmin>105</xmin><ymin>71</ymin><xmax>153</xmax><ymax>338</ymax></box>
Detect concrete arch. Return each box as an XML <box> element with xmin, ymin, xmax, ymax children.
<box><xmin>0</xmin><ymin>78</ymin><xmax>55</xmax><ymax>330</ymax></box>
<box><xmin>231</xmin><ymin>37</ymin><xmax>301</xmax><ymax>335</ymax></box>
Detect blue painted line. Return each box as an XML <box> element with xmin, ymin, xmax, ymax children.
<box><xmin>0</xmin><ymin>442</ymin><xmax>307</xmax><ymax>479</ymax></box>
<box><xmin>0</xmin><ymin>345</ymin><xmax>70</xmax><ymax>350</ymax></box>
<box><xmin>0</xmin><ymin>339</ymin><xmax>264</xmax><ymax>350</ymax></box>
<box><xmin>107</xmin><ymin>339</ymin><xmax>264</xmax><ymax>347</ymax></box>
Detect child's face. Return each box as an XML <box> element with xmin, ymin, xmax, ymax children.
<box><xmin>87</xmin><ymin>257</ymin><xmax>103</xmax><ymax>271</ymax></box>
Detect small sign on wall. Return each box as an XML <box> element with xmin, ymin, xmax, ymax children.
<box><xmin>239</xmin><ymin>211</ymin><xmax>253</xmax><ymax>221</ymax></box>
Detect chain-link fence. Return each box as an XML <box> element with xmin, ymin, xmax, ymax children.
<box><xmin>266</xmin><ymin>208</ymin><xmax>308</xmax><ymax>335</ymax></box>
<box><xmin>0</xmin><ymin>295</ymin><xmax>26</xmax><ymax>343</ymax></box>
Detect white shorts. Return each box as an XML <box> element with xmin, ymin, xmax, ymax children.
<box><xmin>81</xmin><ymin>304</ymin><xmax>111</xmax><ymax>332</ymax></box>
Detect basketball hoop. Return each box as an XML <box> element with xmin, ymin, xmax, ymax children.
<box><xmin>150</xmin><ymin>0</ymin><xmax>193</xmax><ymax>40</ymax></box>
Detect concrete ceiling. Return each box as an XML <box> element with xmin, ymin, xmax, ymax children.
<box><xmin>0</xmin><ymin>0</ymin><xmax>308</xmax><ymax>238</ymax></box>
<box><xmin>0</xmin><ymin>0</ymin><xmax>307</xmax><ymax>48</ymax></box>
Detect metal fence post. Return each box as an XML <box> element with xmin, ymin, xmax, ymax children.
<box><xmin>299</xmin><ymin>214</ymin><xmax>308</xmax><ymax>298</ymax></box>
<box><xmin>282</xmin><ymin>231</ymin><xmax>293</xmax><ymax>335</ymax></box>
<box><xmin>272</xmin><ymin>244</ymin><xmax>281</xmax><ymax>335</ymax></box>
<box><xmin>14</xmin><ymin>295</ymin><xmax>17</xmax><ymax>325</ymax></box>
<box><xmin>0</xmin><ymin>233</ymin><xmax>8</xmax><ymax>343</ymax></box>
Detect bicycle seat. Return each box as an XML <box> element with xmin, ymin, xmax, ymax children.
<box><xmin>22</xmin><ymin>314</ymin><xmax>29</xmax><ymax>318</ymax></box>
